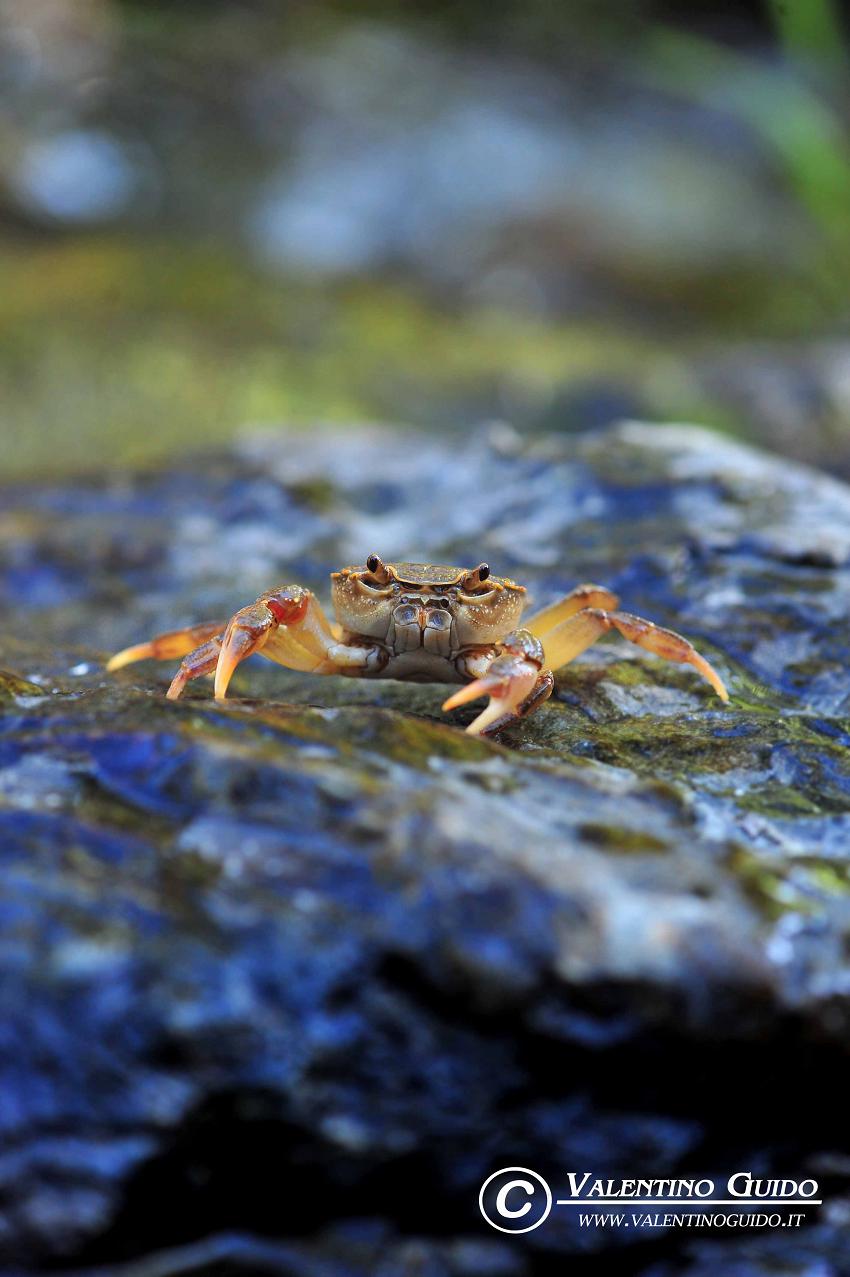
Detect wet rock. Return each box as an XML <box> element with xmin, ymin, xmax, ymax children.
<box><xmin>0</xmin><ymin>421</ymin><xmax>849</xmax><ymax>1273</ymax></box>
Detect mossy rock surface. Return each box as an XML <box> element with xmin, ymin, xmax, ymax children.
<box><xmin>1</xmin><ymin>421</ymin><xmax>849</xmax><ymax>1273</ymax></box>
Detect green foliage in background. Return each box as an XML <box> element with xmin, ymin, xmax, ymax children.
<box><xmin>647</xmin><ymin>0</ymin><xmax>850</xmax><ymax>317</ymax></box>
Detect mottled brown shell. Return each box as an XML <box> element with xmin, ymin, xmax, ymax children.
<box><xmin>392</xmin><ymin>562</ymin><xmax>469</xmax><ymax>586</ymax></box>
<box><xmin>329</xmin><ymin>559</ymin><xmax>527</xmax><ymax>649</ymax></box>
<box><xmin>332</xmin><ymin>561</ymin><xmax>525</xmax><ymax>592</ymax></box>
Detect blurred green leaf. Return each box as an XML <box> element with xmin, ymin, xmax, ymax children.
<box><xmin>767</xmin><ymin>0</ymin><xmax>848</xmax><ymax>70</ymax></box>
<box><xmin>645</xmin><ymin>24</ymin><xmax>850</xmax><ymax>312</ymax></box>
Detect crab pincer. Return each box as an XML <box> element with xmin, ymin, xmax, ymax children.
<box><xmin>442</xmin><ymin>630</ymin><xmax>551</xmax><ymax>735</ymax></box>
<box><xmin>212</xmin><ymin>588</ymin><xmax>312</xmax><ymax>700</ymax></box>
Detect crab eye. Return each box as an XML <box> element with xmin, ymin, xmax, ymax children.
<box><xmin>460</xmin><ymin>563</ymin><xmax>492</xmax><ymax>593</ymax></box>
<box><xmin>361</xmin><ymin>553</ymin><xmax>392</xmax><ymax>588</ymax></box>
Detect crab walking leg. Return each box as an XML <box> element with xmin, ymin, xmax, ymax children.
<box><xmin>166</xmin><ymin>635</ymin><xmax>225</xmax><ymax>699</ymax></box>
<box><xmin>107</xmin><ymin>619</ymin><xmax>227</xmax><ymax>672</ymax></box>
<box><xmin>542</xmin><ymin>607</ymin><xmax>729</xmax><ymax>701</ymax></box>
<box><xmin>443</xmin><ymin>630</ymin><xmax>549</xmax><ymax>735</ymax></box>
<box><xmin>524</xmin><ymin>584</ymin><xmax>620</xmax><ymax>638</ymax></box>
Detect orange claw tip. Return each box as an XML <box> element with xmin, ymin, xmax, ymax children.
<box><xmin>106</xmin><ymin>643</ymin><xmax>152</xmax><ymax>672</ymax></box>
<box><xmin>213</xmin><ymin>638</ymin><xmax>256</xmax><ymax>699</ymax></box>
<box><xmin>442</xmin><ymin>677</ymin><xmax>502</xmax><ymax>712</ymax></box>
<box><xmin>213</xmin><ymin>656</ymin><xmax>236</xmax><ymax>700</ymax></box>
<box><xmin>212</xmin><ymin>620</ymin><xmax>270</xmax><ymax>700</ymax></box>
<box><xmin>464</xmin><ymin>700</ymin><xmax>510</xmax><ymax>735</ymax></box>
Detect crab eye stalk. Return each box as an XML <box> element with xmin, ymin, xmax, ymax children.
<box><xmin>363</xmin><ymin>553</ymin><xmax>392</xmax><ymax>587</ymax></box>
<box><xmin>461</xmin><ymin>562</ymin><xmax>491</xmax><ymax>592</ymax></box>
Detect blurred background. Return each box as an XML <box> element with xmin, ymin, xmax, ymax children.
<box><xmin>2</xmin><ymin>0</ymin><xmax>850</xmax><ymax>480</ymax></box>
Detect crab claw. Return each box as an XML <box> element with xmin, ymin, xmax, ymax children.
<box><xmin>443</xmin><ymin>634</ymin><xmax>543</xmax><ymax>735</ymax></box>
<box><xmin>213</xmin><ymin>603</ymin><xmax>276</xmax><ymax>700</ymax></box>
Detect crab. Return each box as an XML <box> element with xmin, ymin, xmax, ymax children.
<box><xmin>107</xmin><ymin>556</ymin><xmax>728</xmax><ymax>735</ymax></box>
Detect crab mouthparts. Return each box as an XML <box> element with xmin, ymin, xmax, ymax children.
<box><xmin>393</xmin><ymin>599</ymin><xmax>451</xmax><ymax>628</ymax></box>
<box><xmin>390</xmin><ymin>597</ymin><xmax>454</xmax><ymax>655</ymax></box>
